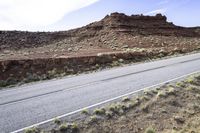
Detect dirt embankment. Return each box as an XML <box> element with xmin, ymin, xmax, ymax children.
<box><xmin>27</xmin><ymin>73</ymin><xmax>200</xmax><ymax>133</ymax></box>
<box><xmin>1</xmin><ymin>46</ymin><xmax>199</xmax><ymax>88</ymax></box>
<box><xmin>0</xmin><ymin>51</ymin><xmax>159</xmax><ymax>87</ymax></box>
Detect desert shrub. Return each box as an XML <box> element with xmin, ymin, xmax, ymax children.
<box><xmin>145</xmin><ymin>127</ymin><xmax>156</xmax><ymax>133</ymax></box>
<box><xmin>81</xmin><ymin>109</ymin><xmax>89</xmax><ymax>115</ymax></box>
<box><xmin>122</xmin><ymin>97</ymin><xmax>130</xmax><ymax>102</ymax></box>
<box><xmin>71</xmin><ymin>122</ymin><xmax>79</xmax><ymax>131</ymax></box>
<box><xmin>176</xmin><ymin>82</ymin><xmax>186</xmax><ymax>88</ymax></box>
<box><xmin>93</xmin><ymin>108</ymin><xmax>106</xmax><ymax>115</ymax></box>
<box><xmin>59</xmin><ymin>123</ymin><xmax>68</xmax><ymax>132</ymax></box>
<box><xmin>109</xmin><ymin>104</ymin><xmax>121</xmax><ymax>114</ymax></box>
<box><xmin>151</xmin><ymin>89</ymin><xmax>159</xmax><ymax>94</ymax></box>
<box><xmin>25</xmin><ymin>127</ymin><xmax>39</xmax><ymax>133</ymax></box>
<box><xmin>121</xmin><ymin>104</ymin><xmax>128</xmax><ymax>111</ymax></box>
<box><xmin>105</xmin><ymin>111</ymin><xmax>114</xmax><ymax>118</ymax></box>
<box><xmin>186</xmin><ymin>77</ymin><xmax>196</xmax><ymax>84</ymax></box>
<box><xmin>54</xmin><ymin>118</ymin><xmax>61</xmax><ymax>125</ymax></box>
<box><xmin>131</xmin><ymin>99</ymin><xmax>140</xmax><ymax>107</ymax></box>
<box><xmin>90</xmin><ymin>115</ymin><xmax>98</xmax><ymax>123</ymax></box>
<box><xmin>156</xmin><ymin>91</ymin><xmax>167</xmax><ymax>98</ymax></box>
<box><xmin>140</xmin><ymin>95</ymin><xmax>150</xmax><ymax>101</ymax></box>
<box><xmin>167</xmin><ymin>87</ymin><xmax>176</xmax><ymax>95</ymax></box>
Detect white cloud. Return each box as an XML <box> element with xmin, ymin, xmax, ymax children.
<box><xmin>145</xmin><ymin>8</ymin><xmax>167</xmax><ymax>15</ymax></box>
<box><xmin>0</xmin><ymin>0</ymin><xmax>99</xmax><ymax>31</ymax></box>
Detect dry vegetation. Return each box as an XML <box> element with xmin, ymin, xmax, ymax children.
<box><xmin>26</xmin><ymin>73</ymin><xmax>200</xmax><ymax>133</ymax></box>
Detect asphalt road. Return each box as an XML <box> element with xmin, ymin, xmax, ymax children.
<box><xmin>1</xmin><ymin>53</ymin><xmax>200</xmax><ymax>133</ymax></box>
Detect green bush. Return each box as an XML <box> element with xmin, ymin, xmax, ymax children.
<box><xmin>145</xmin><ymin>127</ymin><xmax>156</xmax><ymax>133</ymax></box>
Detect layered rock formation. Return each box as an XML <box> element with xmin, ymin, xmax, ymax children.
<box><xmin>0</xmin><ymin>13</ymin><xmax>199</xmax><ymax>51</ymax></box>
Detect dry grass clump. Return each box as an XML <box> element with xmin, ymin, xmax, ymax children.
<box><xmin>59</xmin><ymin>123</ymin><xmax>68</xmax><ymax>132</ymax></box>
<box><xmin>122</xmin><ymin>96</ymin><xmax>131</xmax><ymax>102</ymax></box>
<box><xmin>185</xmin><ymin>75</ymin><xmax>200</xmax><ymax>86</ymax></box>
<box><xmin>166</xmin><ymin>87</ymin><xmax>176</xmax><ymax>95</ymax></box>
<box><xmin>151</xmin><ymin>89</ymin><xmax>159</xmax><ymax>94</ymax></box>
<box><xmin>25</xmin><ymin>127</ymin><xmax>39</xmax><ymax>133</ymax></box>
<box><xmin>54</xmin><ymin>118</ymin><xmax>61</xmax><ymax>125</ymax></box>
<box><xmin>105</xmin><ymin>111</ymin><xmax>114</xmax><ymax>118</ymax></box>
<box><xmin>59</xmin><ymin>122</ymin><xmax>79</xmax><ymax>132</ymax></box>
<box><xmin>156</xmin><ymin>90</ymin><xmax>167</xmax><ymax>98</ymax></box>
<box><xmin>176</xmin><ymin>81</ymin><xmax>186</xmax><ymax>88</ymax></box>
<box><xmin>81</xmin><ymin>109</ymin><xmax>89</xmax><ymax>115</ymax></box>
<box><xmin>140</xmin><ymin>95</ymin><xmax>151</xmax><ymax>101</ymax></box>
<box><xmin>93</xmin><ymin>108</ymin><xmax>106</xmax><ymax>115</ymax></box>
<box><xmin>89</xmin><ymin>115</ymin><xmax>98</xmax><ymax>123</ymax></box>
<box><xmin>108</xmin><ymin>104</ymin><xmax>122</xmax><ymax>114</ymax></box>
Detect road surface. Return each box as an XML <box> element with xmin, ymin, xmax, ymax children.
<box><xmin>0</xmin><ymin>53</ymin><xmax>200</xmax><ymax>133</ymax></box>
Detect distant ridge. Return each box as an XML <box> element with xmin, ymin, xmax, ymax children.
<box><xmin>0</xmin><ymin>12</ymin><xmax>200</xmax><ymax>50</ymax></box>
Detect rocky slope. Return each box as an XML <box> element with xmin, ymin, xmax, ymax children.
<box><xmin>0</xmin><ymin>13</ymin><xmax>199</xmax><ymax>51</ymax></box>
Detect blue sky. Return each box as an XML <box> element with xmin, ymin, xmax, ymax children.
<box><xmin>0</xmin><ymin>0</ymin><xmax>199</xmax><ymax>31</ymax></box>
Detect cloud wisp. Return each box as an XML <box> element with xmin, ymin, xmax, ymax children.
<box><xmin>0</xmin><ymin>0</ymin><xmax>99</xmax><ymax>31</ymax></box>
<box><xmin>144</xmin><ymin>8</ymin><xmax>167</xmax><ymax>15</ymax></box>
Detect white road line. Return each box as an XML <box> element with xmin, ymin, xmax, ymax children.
<box><xmin>11</xmin><ymin>70</ymin><xmax>200</xmax><ymax>133</ymax></box>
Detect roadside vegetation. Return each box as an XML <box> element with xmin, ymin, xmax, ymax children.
<box><xmin>25</xmin><ymin>73</ymin><xmax>200</xmax><ymax>133</ymax></box>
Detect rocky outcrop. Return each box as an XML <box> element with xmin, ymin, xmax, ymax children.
<box><xmin>0</xmin><ymin>13</ymin><xmax>199</xmax><ymax>51</ymax></box>
<box><xmin>86</xmin><ymin>12</ymin><xmax>199</xmax><ymax>36</ymax></box>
